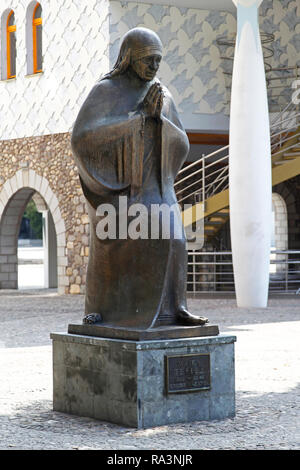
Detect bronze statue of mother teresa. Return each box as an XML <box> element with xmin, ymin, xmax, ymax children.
<box><xmin>71</xmin><ymin>27</ymin><xmax>208</xmax><ymax>332</ymax></box>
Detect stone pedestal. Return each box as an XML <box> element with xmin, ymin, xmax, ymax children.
<box><xmin>51</xmin><ymin>332</ymin><xmax>236</xmax><ymax>428</ymax></box>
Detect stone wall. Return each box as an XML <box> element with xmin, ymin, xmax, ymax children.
<box><xmin>0</xmin><ymin>132</ymin><xmax>88</xmax><ymax>294</ymax></box>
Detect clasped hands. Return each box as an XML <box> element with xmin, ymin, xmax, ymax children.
<box><xmin>141</xmin><ymin>83</ymin><xmax>164</xmax><ymax>119</ymax></box>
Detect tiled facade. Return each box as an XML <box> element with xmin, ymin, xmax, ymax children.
<box><xmin>0</xmin><ymin>0</ymin><xmax>299</xmax><ymax>293</ymax></box>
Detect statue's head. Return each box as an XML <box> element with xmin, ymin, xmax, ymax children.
<box><xmin>127</xmin><ymin>28</ymin><xmax>162</xmax><ymax>81</ymax></box>
<box><xmin>105</xmin><ymin>27</ymin><xmax>163</xmax><ymax>81</ymax></box>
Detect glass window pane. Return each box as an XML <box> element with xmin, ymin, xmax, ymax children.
<box><xmin>36</xmin><ymin>24</ymin><xmax>42</xmax><ymax>71</ymax></box>
<box><xmin>9</xmin><ymin>31</ymin><xmax>16</xmax><ymax>77</ymax></box>
<box><xmin>34</xmin><ymin>4</ymin><xmax>42</xmax><ymax>19</ymax></box>
<box><xmin>8</xmin><ymin>11</ymin><xmax>15</xmax><ymax>27</ymax></box>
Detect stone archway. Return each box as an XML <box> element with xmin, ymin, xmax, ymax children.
<box><xmin>272</xmin><ymin>193</ymin><xmax>288</xmax><ymax>251</ymax></box>
<box><xmin>0</xmin><ymin>169</ymin><xmax>67</xmax><ymax>293</ymax></box>
<box><xmin>271</xmin><ymin>193</ymin><xmax>288</xmax><ymax>274</ymax></box>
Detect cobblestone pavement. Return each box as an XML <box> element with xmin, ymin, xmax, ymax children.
<box><xmin>0</xmin><ymin>290</ymin><xmax>299</xmax><ymax>450</ymax></box>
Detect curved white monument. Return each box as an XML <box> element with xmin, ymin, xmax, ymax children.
<box><xmin>229</xmin><ymin>0</ymin><xmax>272</xmax><ymax>307</ymax></box>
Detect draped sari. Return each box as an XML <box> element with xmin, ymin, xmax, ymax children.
<box><xmin>71</xmin><ymin>73</ymin><xmax>190</xmax><ymax>329</ymax></box>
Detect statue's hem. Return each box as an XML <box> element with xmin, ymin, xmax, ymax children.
<box><xmin>67</xmin><ymin>323</ymin><xmax>219</xmax><ymax>340</ymax></box>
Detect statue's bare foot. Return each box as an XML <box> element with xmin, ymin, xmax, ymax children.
<box><xmin>176</xmin><ymin>308</ymin><xmax>209</xmax><ymax>326</ymax></box>
<box><xmin>83</xmin><ymin>313</ymin><xmax>103</xmax><ymax>325</ymax></box>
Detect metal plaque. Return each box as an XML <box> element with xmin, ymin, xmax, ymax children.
<box><xmin>165</xmin><ymin>353</ymin><xmax>210</xmax><ymax>394</ymax></box>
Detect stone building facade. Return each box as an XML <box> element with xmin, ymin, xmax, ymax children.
<box><xmin>0</xmin><ymin>134</ymin><xmax>88</xmax><ymax>294</ymax></box>
<box><xmin>0</xmin><ymin>0</ymin><xmax>299</xmax><ymax>294</ymax></box>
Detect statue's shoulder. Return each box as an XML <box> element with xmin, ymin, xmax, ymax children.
<box><xmin>159</xmin><ymin>83</ymin><xmax>182</xmax><ymax>125</ymax></box>
<box><xmin>85</xmin><ymin>78</ymin><xmax>117</xmax><ymax>101</ymax></box>
<box><xmin>160</xmin><ymin>83</ymin><xmax>179</xmax><ymax>112</ymax></box>
<box><xmin>73</xmin><ymin>79</ymin><xmax>119</xmax><ymax>138</ymax></box>
<box><xmin>160</xmin><ymin>84</ymin><xmax>174</xmax><ymax>104</ymax></box>
<box><xmin>77</xmin><ymin>78</ymin><xmax>123</xmax><ymax>121</ymax></box>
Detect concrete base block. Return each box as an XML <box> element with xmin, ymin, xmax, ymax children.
<box><xmin>50</xmin><ymin>332</ymin><xmax>236</xmax><ymax>428</ymax></box>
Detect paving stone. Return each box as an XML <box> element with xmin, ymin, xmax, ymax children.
<box><xmin>0</xmin><ymin>290</ymin><xmax>299</xmax><ymax>449</ymax></box>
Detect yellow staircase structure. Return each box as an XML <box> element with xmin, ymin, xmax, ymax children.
<box><xmin>178</xmin><ymin>117</ymin><xmax>300</xmax><ymax>242</ymax></box>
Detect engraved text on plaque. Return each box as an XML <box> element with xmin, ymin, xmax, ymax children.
<box><xmin>165</xmin><ymin>353</ymin><xmax>210</xmax><ymax>394</ymax></box>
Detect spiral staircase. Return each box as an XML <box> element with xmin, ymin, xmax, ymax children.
<box><xmin>177</xmin><ymin>99</ymin><xmax>300</xmax><ymax>247</ymax></box>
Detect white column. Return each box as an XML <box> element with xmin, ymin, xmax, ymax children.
<box><xmin>229</xmin><ymin>0</ymin><xmax>272</xmax><ymax>307</ymax></box>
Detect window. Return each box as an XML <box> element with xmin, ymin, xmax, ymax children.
<box><xmin>1</xmin><ymin>9</ymin><xmax>16</xmax><ymax>80</ymax></box>
<box><xmin>270</xmin><ymin>193</ymin><xmax>288</xmax><ymax>274</ymax></box>
<box><xmin>32</xmin><ymin>3</ymin><xmax>42</xmax><ymax>73</ymax></box>
<box><xmin>7</xmin><ymin>10</ymin><xmax>16</xmax><ymax>78</ymax></box>
<box><xmin>26</xmin><ymin>1</ymin><xmax>42</xmax><ymax>75</ymax></box>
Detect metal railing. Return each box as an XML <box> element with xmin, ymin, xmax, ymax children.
<box><xmin>175</xmin><ymin>96</ymin><xmax>300</xmax><ymax>207</ymax></box>
<box><xmin>187</xmin><ymin>250</ymin><xmax>300</xmax><ymax>294</ymax></box>
<box><xmin>175</xmin><ymin>145</ymin><xmax>229</xmax><ymax>204</ymax></box>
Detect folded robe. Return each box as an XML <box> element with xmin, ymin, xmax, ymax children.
<box><xmin>71</xmin><ymin>74</ymin><xmax>190</xmax><ymax>329</ymax></box>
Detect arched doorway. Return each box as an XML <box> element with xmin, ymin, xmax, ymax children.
<box><xmin>270</xmin><ymin>193</ymin><xmax>288</xmax><ymax>274</ymax></box>
<box><xmin>0</xmin><ymin>170</ymin><xmax>67</xmax><ymax>292</ymax></box>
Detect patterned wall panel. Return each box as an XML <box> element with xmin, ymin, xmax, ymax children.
<box><xmin>217</xmin><ymin>0</ymin><xmax>300</xmax><ymax>113</ymax></box>
<box><xmin>109</xmin><ymin>1</ymin><xmax>235</xmax><ymax>122</ymax></box>
<box><xmin>0</xmin><ymin>1</ymin><xmax>299</xmax><ymax>140</ymax></box>
<box><xmin>260</xmin><ymin>0</ymin><xmax>300</xmax><ymax>111</ymax></box>
<box><xmin>110</xmin><ymin>1</ymin><xmax>300</xmax><ymax>119</ymax></box>
<box><xmin>0</xmin><ymin>0</ymin><xmax>110</xmax><ymax>141</ymax></box>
